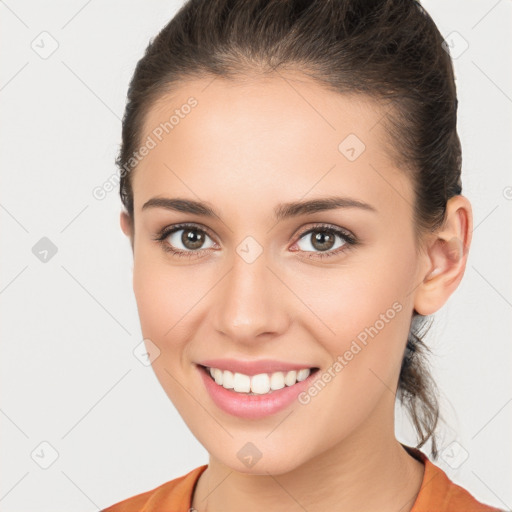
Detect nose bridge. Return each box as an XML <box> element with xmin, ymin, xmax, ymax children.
<box><xmin>212</xmin><ymin>246</ymin><xmax>289</xmax><ymax>343</ymax></box>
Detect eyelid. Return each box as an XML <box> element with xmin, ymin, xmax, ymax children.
<box><xmin>294</xmin><ymin>222</ymin><xmax>357</xmax><ymax>244</ymax></box>
<box><xmin>156</xmin><ymin>222</ymin><xmax>217</xmax><ymax>242</ymax></box>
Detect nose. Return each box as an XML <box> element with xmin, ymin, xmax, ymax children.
<box><xmin>212</xmin><ymin>250</ymin><xmax>291</xmax><ymax>346</ymax></box>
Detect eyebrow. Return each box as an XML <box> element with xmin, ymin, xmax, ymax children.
<box><xmin>141</xmin><ymin>196</ymin><xmax>377</xmax><ymax>220</ymax></box>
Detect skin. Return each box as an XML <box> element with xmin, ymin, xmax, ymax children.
<box><xmin>120</xmin><ymin>71</ymin><xmax>472</xmax><ymax>512</ymax></box>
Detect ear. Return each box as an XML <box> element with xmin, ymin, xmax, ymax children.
<box><xmin>413</xmin><ymin>195</ymin><xmax>473</xmax><ymax>316</ymax></box>
<box><xmin>120</xmin><ymin>210</ymin><xmax>134</xmax><ymax>251</ymax></box>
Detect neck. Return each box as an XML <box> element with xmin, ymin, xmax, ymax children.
<box><xmin>191</xmin><ymin>417</ymin><xmax>425</xmax><ymax>512</ymax></box>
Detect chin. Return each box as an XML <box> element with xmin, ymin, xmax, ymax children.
<box><xmin>212</xmin><ymin>446</ymin><xmax>307</xmax><ymax>476</ymax></box>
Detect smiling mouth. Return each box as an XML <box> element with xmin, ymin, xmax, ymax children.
<box><xmin>199</xmin><ymin>364</ymin><xmax>320</xmax><ymax>395</ymax></box>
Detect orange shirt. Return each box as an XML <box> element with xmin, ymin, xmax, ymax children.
<box><xmin>101</xmin><ymin>446</ymin><xmax>503</xmax><ymax>512</ymax></box>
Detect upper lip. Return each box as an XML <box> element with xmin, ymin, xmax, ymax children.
<box><xmin>197</xmin><ymin>358</ymin><xmax>318</xmax><ymax>376</ymax></box>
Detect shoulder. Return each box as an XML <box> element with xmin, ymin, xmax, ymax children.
<box><xmin>100</xmin><ymin>465</ymin><xmax>208</xmax><ymax>512</ymax></box>
<box><xmin>404</xmin><ymin>446</ymin><xmax>504</xmax><ymax>512</ymax></box>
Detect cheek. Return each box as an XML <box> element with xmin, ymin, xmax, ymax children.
<box><xmin>132</xmin><ymin>259</ymin><xmax>195</xmax><ymax>403</ymax></box>
<box><xmin>293</xmin><ymin>265</ymin><xmax>412</xmax><ymax>346</ymax></box>
<box><xmin>131</xmin><ymin>249</ymin><xmax>215</xmax><ymax>377</ymax></box>
<box><xmin>133</xmin><ymin>261</ymin><xmax>173</xmax><ymax>339</ymax></box>
<box><xmin>132</xmin><ymin>242</ymin><xmax>200</xmax><ymax>338</ymax></box>
<box><xmin>290</xmin><ymin>246</ymin><xmax>416</xmax><ymax>388</ymax></box>
<box><xmin>290</xmin><ymin>273</ymin><xmax>412</xmax><ymax>447</ymax></box>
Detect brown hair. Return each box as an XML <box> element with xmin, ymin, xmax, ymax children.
<box><xmin>118</xmin><ymin>0</ymin><xmax>464</xmax><ymax>459</ymax></box>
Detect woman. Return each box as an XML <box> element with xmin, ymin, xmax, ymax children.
<box><xmin>103</xmin><ymin>0</ymin><xmax>502</xmax><ymax>510</ymax></box>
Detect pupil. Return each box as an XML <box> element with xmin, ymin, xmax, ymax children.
<box><xmin>183</xmin><ymin>229</ymin><xmax>204</xmax><ymax>250</ymax></box>
<box><xmin>312</xmin><ymin>231</ymin><xmax>334</xmax><ymax>251</ymax></box>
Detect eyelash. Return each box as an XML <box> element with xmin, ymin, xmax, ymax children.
<box><xmin>153</xmin><ymin>222</ymin><xmax>358</xmax><ymax>260</ymax></box>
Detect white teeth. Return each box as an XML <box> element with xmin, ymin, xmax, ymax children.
<box><xmin>213</xmin><ymin>368</ymin><xmax>223</xmax><ymax>385</ymax></box>
<box><xmin>250</xmin><ymin>373</ymin><xmax>270</xmax><ymax>394</ymax></box>
<box><xmin>270</xmin><ymin>371</ymin><xmax>285</xmax><ymax>390</ymax></box>
<box><xmin>297</xmin><ymin>368</ymin><xmax>310</xmax><ymax>382</ymax></box>
<box><xmin>284</xmin><ymin>370</ymin><xmax>297</xmax><ymax>386</ymax></box>
<box><xmin>222</xmin><ymin>370</ymin><xmax>234</xmax><ymax>389</ymax></box>
<box><xmin>233</xmin><ymin>372</ymin><xmax>251</xmax><ymax>393</ymax></box>
<box><xmin>206</xmin><ymin>366</ymin><xmax>313</xmax><ymax>395</ymax></box>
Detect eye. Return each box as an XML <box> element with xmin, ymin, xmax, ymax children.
<box><xmin>154</xmin><ymin>222</ymin><xmax>357</xmax><ymax>260</ymax></box>
<box><xmin>154</xmin><ymin>223</ymin><xmax>216</xmax><ymax>258</ymax></box>
<box><xmin>292</xmin><ymin>223</ymin><xmax>357</xmax><ymax>259</ymax></box>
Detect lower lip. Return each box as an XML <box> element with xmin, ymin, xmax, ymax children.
<box><xmin>197</xmin><ymin>365</ymin><xmax>319</xmax><ymax>419</ymax></box>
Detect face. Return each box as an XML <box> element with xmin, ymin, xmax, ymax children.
<box><xmin>124</xmin><ymin>72</ymin><xmax>431</xmax><ymax>474</ymax></box>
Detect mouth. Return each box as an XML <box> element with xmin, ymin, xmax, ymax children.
<box><xmin>198</xmin><ymin>364</ymin><xmax>320</xmax><ymax>396</ymax></box>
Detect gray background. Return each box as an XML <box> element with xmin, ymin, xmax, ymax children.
<box><xmin>1</xmin><ymin>1</ymin><xmax>511</xmax><ymax>510</ymax></box>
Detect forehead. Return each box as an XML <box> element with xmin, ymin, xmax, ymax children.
<box><xmin>142</xmin><ymin>72</ymin><xmax>388</xmax><ymax>153</ymax></box>
<box><xmin>132</xmin><ymin>73</ymin><xmax>413</xmax><ymax>222</ymax></box>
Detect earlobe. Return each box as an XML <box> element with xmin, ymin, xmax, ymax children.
<box><xmin>413</xmin><ymin>195</ymin><xmax>473</xmax><ymax>316</ymax></box>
